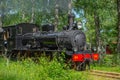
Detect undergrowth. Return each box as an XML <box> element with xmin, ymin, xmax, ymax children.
<box><xmin>0</xmin><ymin>57</ymin><xmax>87</xmax><ymax>80</ymax></box>
<box><xmin>91</xmin><ymin>54</ymin><xmax>120</xmax><ymax>72</ymax></box>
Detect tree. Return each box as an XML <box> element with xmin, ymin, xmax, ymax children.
<box><xmin>117</xmin><ymin>0</ymin><xmax>120</xmax><ymax>53</ymax></box>
<box><xmin>74</xmin><ymin>0</ymin><xmax>118</xmax><ymax>53</ymax></box>
<box><xmin>74</xmin><ymin>0</ymin><xmax>102</xmax><ymax>52</ymax></box>
<box><xmin>0</xmin><ymin>0</ymin><xmax>6</xmax><ymax>27</ymax></box>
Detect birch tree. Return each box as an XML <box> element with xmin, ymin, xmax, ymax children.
<box><xmin>117</xmin><ymin>0</ymin><xmax>120</xmax><ymax>54</ymax></box>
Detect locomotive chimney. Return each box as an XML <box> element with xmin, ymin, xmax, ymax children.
<box><xmin>68</xmin><ymin>0</ymin><xmax>75</xmax><ymax>30</ymax></box>
<box><xmin>68</xmin><ymin>13</ymin><xmax>75</xmax><ymax>30</ymax></box>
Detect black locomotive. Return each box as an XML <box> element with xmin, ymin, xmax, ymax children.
<box><xmin>0</xmin><ymin>14</ymin><xmax>99</xmax><ymax>71</ymax></box>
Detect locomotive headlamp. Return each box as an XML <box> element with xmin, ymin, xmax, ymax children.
<box><xmin>77</xmin><ymin>22</ymin><xmax>82</xmax><ymax>29</ymax></box>
<box><xmin>73</xmin><ymin>47</ymin><xmax>77</xmax><ymax>52</ymax></box>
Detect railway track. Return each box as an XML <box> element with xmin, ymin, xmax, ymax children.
<box><xmin>90</xmin><ymin>70</ymin><xmax>120</xmax><ymax>80</ymax></box>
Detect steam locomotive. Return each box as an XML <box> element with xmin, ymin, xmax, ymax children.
<box><xmin>0</xmin><ymin>14</ymin><xmax>99</xmax><ymax>70</ymax></box>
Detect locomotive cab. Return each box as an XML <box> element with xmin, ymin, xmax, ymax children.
<box><xmin>1</xmin><ymin>23</ymin><xmax>40</xmax><ymax>51</ymax></box>
<box><xmin>16</xmin><ymin>23</ymin><xmax>39</xmax><ymax>35</ymax></box>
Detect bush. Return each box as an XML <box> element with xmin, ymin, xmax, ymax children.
<box><xmin>0</xmin><ymin>57</ymin><xmax>87</xmax><ymax>80</ymax></box>
<box><xmin>92</xmin><ymin>54</ymin><xmax>120</xmax><ymax>72</ymax></box>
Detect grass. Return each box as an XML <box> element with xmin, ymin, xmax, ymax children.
<box><xmin>0</xmin><ymin>57</ymin><xmax>87</xmax><ymax>80</ymax></box>
<box><xmin>92</xmin><ymin>65</ymin><xmax>120</xmax><ymax>73</ymax></box>
<box><xmin>1</xmin><ymin>53</ymin><xmax>119</xmax><ymax>80</ymax></box>
<box><xmin>91</xmin><ymin>54</ymin><xmax>120</xmax><ymax>73</ymax></box>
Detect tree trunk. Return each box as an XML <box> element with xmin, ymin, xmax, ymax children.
<box><xmin>30</xmin><ymin>8</ymin><xmax>34</xmax><ymax>23</ymax></box>
<box><xmin>0</xmin><ymin>1</ymin><xmax>5</xmax><ymax>28</ymax></box>
<box><xmin>68</xmin><ymin>0</ymin><xmax>72</xmax><ymax>14</ymax></box>
<box><xmin>22</xmin><ymin>11</ymin><xmax>25</xmax><ymax>21</ymax></box>
<box><xmin>54</xmin><ymin>3</ymin><xmax>59</xmax><ymax>31</ymax></box>
<box><xmin>0</xmin><ymin>17</ymin><xmax>2</xmax><ymax>27</ymax></box>
<box><xmin>117</xmin><ymin>0</ymin><xmax>120</xmax><ymax>53</ymax></box>
<box><xmin>0</xmin><ymin>16</ymin><xmax>3</xmax><ymax>32</ymax></box>
<box><xmin>94</xmin><ymin>11</ymin><xmax>101</xmax><ymax>53</ymax></box>
<box><xmin>30</xmin><ymin>0</ymin><xmax>35</xmax><ymax>23</ymax></box>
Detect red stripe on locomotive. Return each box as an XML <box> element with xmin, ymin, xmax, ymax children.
<box><xmin>72</xmin><ymin>53</ymin><xmax>99</xmax><ymax>62</ymax></box>
<box><xmin>72</xmin><ymin>54</ymin><xmax>84</xmax><ymax>62</ymax></box>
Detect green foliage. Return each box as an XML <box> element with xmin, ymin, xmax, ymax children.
<box><xmin>0</xmin><ymin>0</ymin><xmax>70</xmax><ymax>29</ymax></box>
<box><xmin>74</xmin><ymin>0</ymin><xmax>117</xmax><ymax>45</ymax></box>
<box><xmin>92</xmin><ymin>54</ymin><xmax>120</xmax><ymax>72</ymax></box>
<box><xmin>93</xmin><ymin>54</ymin><xmax>119</xmax><ymax>67</ymax></box>
<box><xmin>0</xmin><ymin>57</ymin><xmax>87</xmax><ymax>80</ymax></box>
<box><xmin>100</xmin><ymin>54</ymin><xmax>120</xmax><ymax>67</ymax></box>
<box><xmin>102</xmin><ymin>55</ymin><xmax>113</xmax><ymax>67</ymax></box>
<box><xmin>112</xmin><ymin>53</ymin><xmax>120</xmax><ymax>66</ymax></box>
